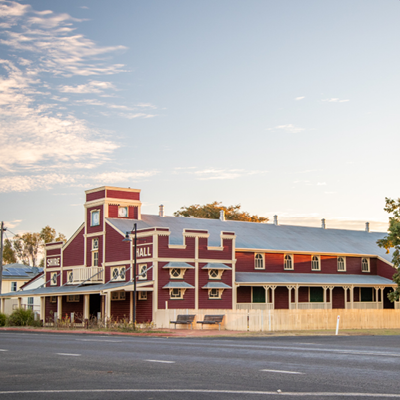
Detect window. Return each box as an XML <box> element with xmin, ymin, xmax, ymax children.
<box><xmin>208</xmin><ymin>269</ymin><xmax>222</xmax><ymax>280</ymax></box>
<box><xmin>90</xmin><ymin>210</ymin><xmax>100</xmax><ymax>226</ymax></box>
<box><xmin>27</xmin><ymin>297</ymin><xmax>34</xmax><ymax>310</ymax></box>
<box><xmin>337</xmin><ymin>257</ymin><xmax>346</xmax><ymax>272</ymax></box>
<box><xmin>92</xmin><ymin>238</ymin><xmax>99</xmax><ymax>250</ymax></box>
<box><xmin>111</xmin><ymin>291</ymin><xmax>126</xmax><ymax>301</ymax></box>
<box><xmin>170</xmin><ymin>268</ymin><xmax>184</xmax><ymax>279</ymax></box>
<box><xmin>68</xmin><ymin>271</ymin><xmax>73</xmax><ymax>283</ymax></box>
<box><xmin>50</xmin><ymin>272</ymin><xmax>57</xmax><ymax>286</ymax></box>
<box><xmin>92</xmin><ymin>251</ymin><xmax>99</xmax><ymax>267</ymax></box>
<box><xmin>254</xmin><ymin>253</ymin><xmax>264</xmax><ymax>269</ymax></box>
<box><xmin>361</xmin><ymin>258</ymin><xmax>370</xmax><ymax>272</ymax></box>
<box><xmin>138</xmin><ymin>291</ymin><xmax>147</xmax><ymax>300</ymax></box>
<box><xmin>66</xmin><ymin>295</ymin><xmax>80</xmax><ymax>302</ymax></box>
<box><xmin>50</xmin><ymin>296</ymin><xmax>57</xmax><ymax>303</ymax></box>
<box><xmin>208</xmin><ymin>288</ymin><xmax>222</xmax><ymax>299</ymax></box>
<box><xmin>311</xmin><ymin>255</ymin><xmax>321</xmax><ymax>271</ymax></box>
<box><xmin>11</xmin><ymin>282</ymin><xmax>17</xmax><ymax>291</ymax></box>
<box><xmin>138</xmin><ymin>264</ymin><xmax>147</xmax><ymax>280</ymax></box>
<box><xmin>170</xmin><ymin>288</ymin><xmax>183</xmax><ymax>299</ymax></box>
<box><xmin>361</xmin><ymin>287</ymin><xmax>373</xmax><ymax>302</ymax></box>
<box><xmin>310</xmin><ymin>287</ymin><xmax>323</xmax><ymax>302</ymax></box>
<box><xmin>284</xmin><ymin>254</ymin><xmax>293</xmax><ymax>270</ymax></box>
<box><xmin>111</xmin><ymin>266</ymin><xmax>126</xmax><ymax>281</ymax></box>
<box><xmin>118</xmin><ymin>206</ymin><xmax>128</xmax><ymax>218</ymax></box>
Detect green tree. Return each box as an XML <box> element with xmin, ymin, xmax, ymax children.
<box><xmin>174</xmin><ymin>201</ymin><xmax>268</xmax><ymax>223</ymax></box>
<box><xmin>377</xmin><ymin>197</ymin><xmax>400</xmax><ymax>302</ymax></box>
<box><xmin>2</xmin><ymin>238</ymin><xmax>17</xmax><ymax>264</ymax></box>
<box><xmin>40</xmin><ymin>225</ymin><xmax>66</xmax><ymax>244</ymax></box>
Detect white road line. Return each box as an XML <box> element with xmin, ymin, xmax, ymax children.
<box><xmin>0</xmin><ymin>389</ymin><xmax>399</xmax><ymax>397</ymax></box>
<box><xmin>145</xmin><ymin>359</ymin><xmax>175</xmax><ymax>364</ymax></box>
<box><xmin>0</xmin><ymin>349</ymin><xmax>8</xmax><ymax>352</ymax></box>
<box><xmin>76</xmin><ymin>339</ymin><xmax>123</xmax><ymax>343</ymax></box>
<box><xmin>260</xmin><ymin>369</ymin><xmax>304</xmax><ymax>375</ymax></box>
<box><xmin>56</xmin><ymin>353</ymin><xmax>81</xmax><ymax>357</ymax></box>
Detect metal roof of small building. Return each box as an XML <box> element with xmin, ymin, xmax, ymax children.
<box><xmin>2</xmin><ymin>264</ymin><xmax>43</xmax><ymax>279</ymax></box>
<box><xmin>236</xmin><ymin>272</ymin><xmax>394</xmax><ymax>286</ymax></box>
<box><xmin>107</xmin><ymin>215</ymin><xmax>391</xmax><ymax>262</ymax></box>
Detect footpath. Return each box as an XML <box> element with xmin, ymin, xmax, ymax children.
<box><xmin>1</xmin><ymin>326</ymin><xmax>400</xmax><ymax>337</ymax></box>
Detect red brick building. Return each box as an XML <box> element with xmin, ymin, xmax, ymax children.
<box><xmin>1</xmin><ymin>186</ymin><xmax>397</xmax><ymax>322</ymax></box>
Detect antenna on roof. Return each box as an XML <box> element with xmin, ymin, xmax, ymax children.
<box><xmin>365</xmin><ymin>222</ymin><xmax>370</xmax><ymax>232</ymax></box>
<box><xmin>321</xmin><ymin>218</ymin><xmax>326</xmax><ymax>229</ymax></box>
<box><xmin>273</xmin><ymin>215</ymin><xmax>278</xmax><ymax>226</ymax></box>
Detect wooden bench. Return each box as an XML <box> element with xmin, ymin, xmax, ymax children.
<box><xmin>170</xmin><ymin>314</ymin><xmax>196</xmax><ymax>329</ymax></box>
<box><xmin>197</xmin><ymin>315</ymin><xmax>225</xmax><ymax>331</ymax></box>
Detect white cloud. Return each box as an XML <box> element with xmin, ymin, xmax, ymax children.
<box><xmin>59</xmin><ymin>80</ymin><xmax>116</xmax><ymax>94</ymax></box>
<box><xmin>295</xmin><ymin>96</ymin><xmax>305</xmax><ymax>101</ymax></box>
<box><xmin>193</xmin><ymin>169</ymin><xmax>267</xmax><ymax>181</ymax></box>
<box><xmin>322</xmin><ymin>98</ymin><xmax>350</xmax><ymax>103</ymax></box>
<box><xmin>268</xmin><ymin>124</ymin><xmax>305</xmax><ymax>133</ymax></box>
<box><xmin>4</xmin><ymin>219</ymin><xmax>22</xmax><ymax>229</ymax></box>
<box><xmin>317</xmin><ymin>182</ymin><xmax>327</xmax><ymax>186</ymax></box>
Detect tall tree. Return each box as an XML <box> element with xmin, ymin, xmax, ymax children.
<box><xmin>174</xmin><ymin>201</ymin><xmax>268</xmax><ymax>223</ymax></box>
<box><xmin>3</xmin><ymin>239</ymin><xmax>17</xmax><ymax>264</ymax></box>
<box><xmin>377</xmin><ymin>197</ymin><xmax>400</xmax><ymax>302</ymax></box>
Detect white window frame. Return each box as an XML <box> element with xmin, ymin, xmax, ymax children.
<box><xmin>92</xmin><ymin>238</ymin><xmax>99</xmax><ymax>250</ymax></box>
<box><xmin>138</xmin><ymin>291</ymin><xmax>147</xmax><ymax>300</ymax></box>
<box><xmin>118</xmin><ymin>206</ymin><xmax>128</xmax><ymax>218</ymax></box>
<box><xmin>337</xmin><ymin>256</ymin><xmax>346</xmax><ymax>272</ymax></box>
<box><xmin>67</xmin><ymin>271</ymin><xmax>73</xmax><ymax>283</ymax></box>
<box><xmin>311</xmin><ymin>255</ymin><xmax>321</xmax><ymax>271</ymax></box>
<box><xmin>254</xmin><ymin>253</ymin><xmax>265</xmax><ymax>270</ymax></box>
<box><xmin>170</xmin><ymin>268</ymin><xmax>185</xmax><ymax>280</ymax></box>
<box><xmin>361</xmin><ymin>257</ymin><xmax>370</xmax><ymax>273</ymax></box>
<box><xmin>208</xmin><ymin>288</ymin><xmax>223</xmax><ymax>299</ymax></box>
<box><xmin>284</xmin><ymin>254</ymin><xmax>293</xmax><ymax>270</ymax></box>
<box><xmin>138</xmin><ymin>264</ymin><xmax>147</xmax><ymax>280</ymax></box>
<box><xmin>111</xmin><ymin>266</ymin><xmax>126</xmax><ymax>282</ymax></box>
<box><xmin>27</xmin><ymin>297</ymin><xmax>34</xmax><ymax>310</ymax></box>
<box><xmin>92</xmin><ymin>251</ymin><xmax>99</xmax><ymax>267</ymax></box>
<box><xmin>208</xmin><ymin>269</ymin><xmax>223</xmax><ymax>280</ymax></box>
<box><xmin>50</xmin><ymin>296</ymin><xmax>57</xmax><ymax>303</ymax></box>
<box><xmin>90</xmin><ymin>210</ymin><xmax>100</xmax><ymax>227</ymax></box>
<box><xmin>111</xmin><ymin>291</ymin><xmax>126</xmax><ymax>301</ymax></box>
<box><xmin>50</xmin><ymin>272</ymin><xmax>57</xmax><ymax>286</ymax></box>
<box><xmin>66</xmin><ymin>295</ymin><xmax>80</xmax><ymax>302</ymax></box>
<box><xmin>169</xmin><ymin>288</ymin><xmax>185</xmax><ymax>299</ymax></box>
<box><xmin>11</xmin><ymin>282</ymin><xmax>17</xmax><ymax>291</ymax></box>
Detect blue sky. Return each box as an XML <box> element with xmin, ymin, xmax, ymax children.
<box><xmin>0</xmin><ymin>0</ymin><xmax>399</xmax><ymax>238</ymax></box>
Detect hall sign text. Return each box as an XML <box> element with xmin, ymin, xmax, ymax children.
<box><xmin>137</xmin><ymin>246</ymin><xmax>151</xmax><ymax>258</ymax></box>
<box><xmin>47</xmin><ymin>257</ymin><xmax>60</xmax><ymax>267</ymax></box>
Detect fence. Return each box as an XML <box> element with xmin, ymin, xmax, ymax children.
<box><xmin>154</xmin><ymin>308</ymin><xmax>400</xmax><ymax>331</ymax></box>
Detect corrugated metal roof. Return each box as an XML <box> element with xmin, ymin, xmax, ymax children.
<box><xmin>162</xmin><ymin>262</ymin><xmax>195</xmax><ymax>269</ymax></box>
<box><xmin>162</xmin><ymin>282</ymin><xmax>195</xmax><ymax>289</ymax></box>
<box><xmin>0</xmin><ymin>281</ymin><xmax>152</xmax><ymax>298</ymax></box>
<box><xmin>202</xmin><ymin>263</ymin><xmax>232</xmax><ymax>270</ymax></box>
<box><xmin>236</xmin><ymin>272</ymin><xmax>395</xmax><ymax>286</ymax></box>
<box><xmin>107</xmin><ymin>215</ymin><xmax>392</xmax><ymax>262</ymax></box>
<box><xmin>202</xmin><ymin>282</ymin><xmax>232</xmax><ymax>289</ymax></box>
<box><xmin>2</xmin><ymin>264</ymin><xmax>43</xmax><ymax>279</ymax></box>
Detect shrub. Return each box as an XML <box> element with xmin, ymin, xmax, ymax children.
<box><xmin>7</xmin><ymin>308</ymin><xmax>39</xmax><ymax>327</ymax></box>
<box><xmin>0</xmin><ymin>312</ymin><xmax>6</xmax><ymax>327</ymax></box>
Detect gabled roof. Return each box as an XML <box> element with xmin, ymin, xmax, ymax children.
<box><xmin>107</xmin><ymin>215</ymin><xmax>392</xmax><ymax>262</ymax></box>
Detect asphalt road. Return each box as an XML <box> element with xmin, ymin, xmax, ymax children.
<box><xmin>0</xmin><ymin>332</ymin><xmax>400</xmax><ymax>399</ymax></box>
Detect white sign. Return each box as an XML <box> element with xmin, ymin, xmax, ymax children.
<box><xmin>47</xmin><ymin>257</ymin><xmax>60</xmax><ymax>267</ymax></box>
<box><xmin>137</xmin><ymin>246</ymin><xmax>151</xmax><ymax>258</ymax></box>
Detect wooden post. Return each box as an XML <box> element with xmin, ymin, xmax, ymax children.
<box><xmin>323</xmin><ymin>286</ymin><xmax>327</xmax><ymax>309</ymax></box>
<box><xmin>106</xmin><ymin>292</ymin><xmax>111</xmax><ymax>320</ymax></box>
<box><xmin>350</xmin><ymin>285</ymin><xmax>354</xmax><ymax>309</ymax></box>
<box><xmin>295</xmin><ymin>285</ymin><xmax>299</xmax><ymax>310</ymax></box>
<box><xmin>57</xmin><ymin>296</ymin><xmax>62</xmax><ymax>321</ymax></box>
<box><xmin>1</xmin><ymin>298</ymin><xmax>5</xmax><ymax>313</ymax></box>
<box><xmin>343</xmin><ymin>286</ymin><xmax>350</xmax><ymax>310</ymax></box>
<box><xmin>83</xmin><ymin>294</ymin><xmax>90</xmax><ymax>320</ymax></box>
<box><xmin>40</xmin><ymin>297</ymin><xmax>45</xmax><ymax>321</ymax></box>
<box><xmin>17</xmin><ymin>297</ymin><xmax>22</xmax><ymax>309</ymax></box>
<box><xmin>271</xmin><ymin>286</ymin><xmax>276</xmax><ymax>310</ymax></box>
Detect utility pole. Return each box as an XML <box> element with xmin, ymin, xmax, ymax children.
<box><xmin>0</xmin><ymin>221</ymin><xmax>6</xmax><ymax>296</ymax></box>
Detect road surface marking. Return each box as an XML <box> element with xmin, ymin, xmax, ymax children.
<box><xmin>0</xmin><ymin>349</ymin><xmax>8</xmax><ymax>352</ymax></box>
<box><xmin>145</xmin><ymin>359</ymin><xmax>175</xmax><ymax>364</ymax></box>
<box><xmin>76</xmin><ymin>339</ymin><xmax>123</xmax><ymax>343</ymax></box>
<box><xmin>260</xmin><ymin>369</ymin><xmax>304</xmax><ymax>375</ymax></box>
<box><xmin>56</xmin><ymin>353</ymin><xmax>81</xmax><ymax>357</ymax></box>
<box><xmin>0</xmin><ymin>389</ymin><xmax>399</xmax><ymax>397</ymax></box>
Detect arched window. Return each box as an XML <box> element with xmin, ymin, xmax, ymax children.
<box><xmin>311</xmin><ymin>256</ymin><xmax>320</xmax><ymax>271</ymax></box>
<box><xmin>337</xmin><ymin>257</ymin><xmax>345</xmax><ymax>271</ymax></box>
<box><xmin>361</xmin><ymin>258</ymin><xmax>370</xmax><ymax>272</ymax></box>
<box><xmin>255</xmin><ymin>253</ymin><xmax>264</xmax><ymax>269</ymax></box>
<box><xmin>284</xmin><ymin>254</ymin><xmax>293</xmax><ymax>270</ymax></box>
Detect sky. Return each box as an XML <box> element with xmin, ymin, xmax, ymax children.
<box><xmin>0</xmin><ymin>0</ymin><xmax>399</xmax><ymax>239</ymax></box>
